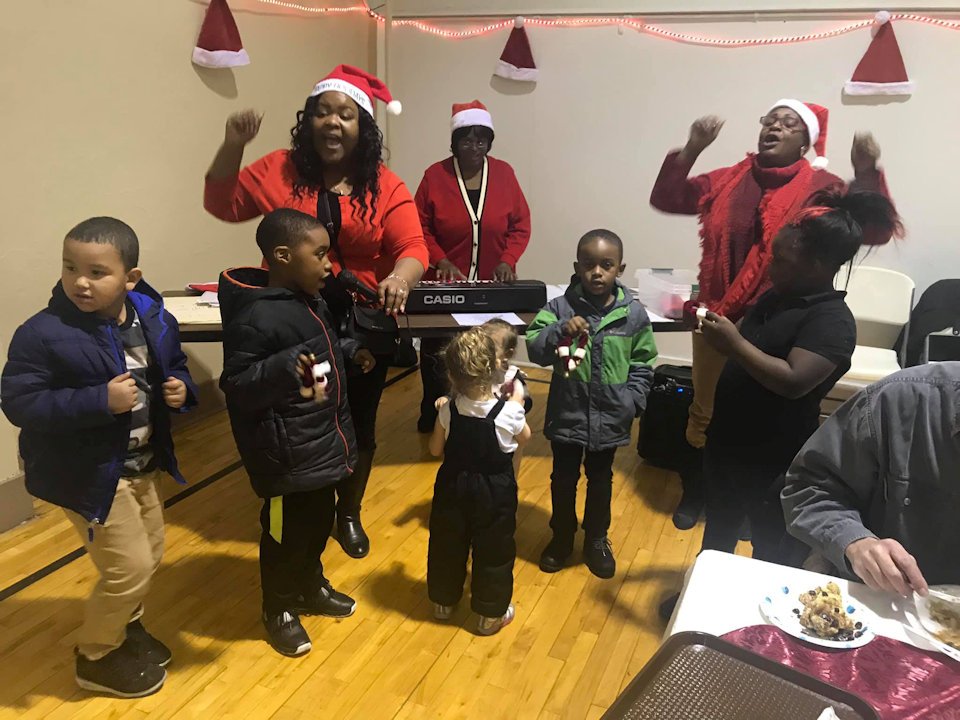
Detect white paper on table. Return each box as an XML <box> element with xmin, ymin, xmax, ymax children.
<box><xmin>451</xmin><ymin>312</ymin><xmax>524</xmax><ymax>327</ymax></box>
<box><xmin>197</xmin><ymin>291</ymin><xmax>219</xmax><ymax>307</ymax></box>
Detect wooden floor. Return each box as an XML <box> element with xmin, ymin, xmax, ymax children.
<box><xmin>0</xmin><ymin>366</ymin><xmax>726</xmax><ymax>719</ymax></box>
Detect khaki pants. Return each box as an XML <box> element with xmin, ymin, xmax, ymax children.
<box><xmin>64</xmin><ymin>472</ymin><xmax>165</xmax><ymax>660</ymax></box>
<box><xmin>685</xmin><ymin>332</ymin><xmax>729</xmax><ymax>449</ymax></box>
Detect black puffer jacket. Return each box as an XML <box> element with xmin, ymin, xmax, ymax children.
<box><xmin>219</xmin><ymin>268</ymin><xmax>358</xmax><ymax>498</ymax></box>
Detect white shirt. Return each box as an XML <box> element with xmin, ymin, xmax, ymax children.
<box><xmin>438</xmin><ymin>395</ymin><xmax>527</xmax><ymax>453</ymax></box>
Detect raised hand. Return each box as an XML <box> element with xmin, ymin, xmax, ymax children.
<box><xmin>686</xmin><ymin>116</ymin><xmax>725</xmax><ymax>154</ymax></box>
<box><xmin>225</xmin><ymin>109</ymin><xmax>263</xmax><ymax>147</ymax></box>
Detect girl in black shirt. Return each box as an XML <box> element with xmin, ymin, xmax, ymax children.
<box><xmin>696</xmin><ymin>189</ymin><xmax>902</xmax><ymax>562</ymax></box>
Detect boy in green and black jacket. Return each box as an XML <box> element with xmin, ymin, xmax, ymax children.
<box><xmin>526</xmin><ymin>229</ymin><xmax>657</xmax><ymax>579</ymax></box>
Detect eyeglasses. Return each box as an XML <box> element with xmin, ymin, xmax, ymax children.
<box><xmin>759</xmin><ymin>115</ymin><xmax>804</xmax><ymax>132</ymax></box>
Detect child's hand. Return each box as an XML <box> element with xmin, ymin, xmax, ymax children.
<box><xmin>353</xmin><ymin>349</ymin><xmax>376</xmax><ymax>374</ymax></box>
<box><xmin>508</xmin><ymin>382</ymin><xmax>526</xmax><ymax>407</ymax></box>
<box><xmin>163</xmin><ymin>377</ymin><xmax>188</xmax><ymax>409</ymax></box>
<box><xmin>563</xmin><ymin>316</ymin><xmax>590</xmax><ymax>337</ymax></box>
<box><xmin>435</xmin><ymin>396</ymin><xmax>450</xmax><ymax>411</ymax></box>
<box><xmin>296</xmin><ymin>353</ymin><xmax>315</xmax><ymax>382</ymax></box>
<box><xmin>107</xmin><ymin>372</ymin><xmax>138</xmax><ymax>414</ymax></box>
<box><xmin>699</xmin><ymin>311</ymin><xmax>743</xmax><ymax>355</ymax></box>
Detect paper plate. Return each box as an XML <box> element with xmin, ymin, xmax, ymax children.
<box><xmin>760</xmin><ymin>584</ymin><xmax>875</xmax><ymax>650</ymax></box>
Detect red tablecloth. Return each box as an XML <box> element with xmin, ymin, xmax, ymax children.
<box><xmin>722</xmin><ymin>625</ymin><xmax>960</xmax><ymax>720</ymax></box>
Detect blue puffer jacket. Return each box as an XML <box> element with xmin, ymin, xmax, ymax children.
<box><xmin>1</xmin><ymin>280</ymin><xmax>198</xmax><ymax>525</ymax></box>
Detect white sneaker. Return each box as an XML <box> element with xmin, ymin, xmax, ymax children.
<box><xmin>477</xmin><ymin>604</ymin><xmax>515</xmax><ymax>636</ymax></box>
<box><xmin>433</xmin><ymin>603</ymin><xmax>454</xmax><ymax>621</ymax></box>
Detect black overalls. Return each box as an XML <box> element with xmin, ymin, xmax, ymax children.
<box><xmin>427</xmin><ymin>397</ymin><xmax>518</xmax><ymax>618</ymax></box>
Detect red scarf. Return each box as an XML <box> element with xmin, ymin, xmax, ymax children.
<box><xmin>698</xmin><ymin>155</ymin><xmax>824</xmax><ymax>319</ymax></box>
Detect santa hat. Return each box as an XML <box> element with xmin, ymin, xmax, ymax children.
<box><xmin>192</xmin><ymin>0</ymin><xmax>250</xmax><ymax>69</ymax></box>
<box><xmin>310</xmin><ymin>65</ymin><xmax>402</xmax><ymax>117</ymax></box>
<box><xmin>451</xmin><ymin>100</ymin><xmax>494</xmax><ymax>133</ymax></box>
<box><xmin>845</xmin><ymin>11</ymin><xmax>914</xmax><ymax>96</ymax></box>
<box><xmin>768</xmin><ymin>99</ymin><xmax>829</xmax><ymax>170</ymax></box>
<box><xmin>494</xmin><ymin>17</ymin><xmax>538</xmax><ymax>82</ymax></box>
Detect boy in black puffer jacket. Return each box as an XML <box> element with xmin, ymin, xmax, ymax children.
<box><xmin>219</xmin><ymin>209</ymin><xmax>375</xmax><ymax>657</ymax></box>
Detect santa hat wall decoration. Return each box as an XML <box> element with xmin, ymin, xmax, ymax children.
<box><xmin>494</xmin><ymin>17</ymin><xmax>538</xmax><ymax>82</ymax></box>
<box><xmin>193</xmin><ymin>0</ymin><xmax>249</xmax><ymax>68</ymax></box>
<box><xmin>844</xmin><ymin>11</ymin><xmax>914</xmax><ymax>96</ymax></box>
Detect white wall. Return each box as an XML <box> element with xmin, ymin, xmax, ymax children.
<box><xmin>388</xmin><ymin>14</ymin><xmax>960</xmax><ymax>361</ymax></box>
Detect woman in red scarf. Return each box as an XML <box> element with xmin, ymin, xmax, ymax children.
<box><xmin>204</xmin><ymin>65</ymin><xmax>428</xmax><ymax>559</ymax></box>
<box><xmin>650</xmin><ymin>99</ymin><xmax>892</xmax><ymax>531</ymax></box>
<box><xmin>414</xmin><ymin>101</ymin><xmax>532</xmax><ymax>431</ymax></box>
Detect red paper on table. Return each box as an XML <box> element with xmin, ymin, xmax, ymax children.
<box><xmin>723</xmin><ymin>625</ymin><xmax>960</xmax><ymax>719</ymax></box>
<box><xmin>186</xmin><ymin>283</ymin><xmax>219</xmax><ymax>294</ymax></box>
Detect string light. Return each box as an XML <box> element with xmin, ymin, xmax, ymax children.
<box><xmin>254</xmin><ymin>2</ymin><xmax>960</xmax><ymax>46</ymax></box>
<box><xmin>254</xmin><ymin>0</ymin><xmax>369</xmax><ymax>14</ymax></box>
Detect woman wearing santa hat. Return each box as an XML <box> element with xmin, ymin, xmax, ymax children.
<box><xmin>204</xmin><ymin>65</ymin><xmax>428</xmax><ymax>561</ymax></box>
<box><xmin>413</xmin><ymin>100</ymin><xmax>532</xmax><ymax>431</ymax></box>
<box><xmin>649</xmin><ymin>99</ymin><xmax>894</xmax><ymax>532</ymax></box>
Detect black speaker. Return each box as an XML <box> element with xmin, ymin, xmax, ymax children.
<box><xmin>638</xmin><ymin>364</ymin><xmax>694</xmax><ymax>471</ymax></box>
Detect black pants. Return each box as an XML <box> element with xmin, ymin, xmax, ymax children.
<box><xmin>427</xmin><ymin>472</ymin><xmax>517</xmax><ymax>618</ymax></box>
<box><xmin>259</xmin><ymin>486</ymin><xmax>337</xmax><ymax>614</ymax></box>
<box><xmin>418</xmin><ymin>338</ymin><xmax>449</xmax><ymax>425</ymax></box>
<box><xmin>337</xmin><ymin>356</ymin><xmax>391</xmax><ymax>514</ymax></box>
<box><xmin>549</xmin><ymin>442</ymin><xmax>617</xmax><ymax>539</ymax></box>
<box><xmin>700</xmin><ymin>443</ymin><xmax>808</xmax><ymax>565</ymax></box>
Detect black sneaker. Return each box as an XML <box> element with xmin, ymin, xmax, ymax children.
<box><xmin>538</xmin><ymin>534</ymin><xmax>574</xmax><ymax>573</ymax></box>
<box><xmin>262</xmin><ymin>611</ymin><xmax>312</xmax><ymax>657</ymax></box>
<box><xmin>126</xmin><ymin>619</ymin><xmax>172</xmax><ymax>667</ymax></box>
<box><xmin>75</xmin><ymin>643</ymin><xmax>166</xmax><ymax>698</ymax></box>
<box><xmin>583</xmin><ymin>536</ymin><xmax>616</xmax><ymax>579</ymax></box>
<box><xmin>291</xmin><ymin>580</ymin><xmax>357</xmax><ymax>618</ymax></box>
<box><xmin>672</xmin><ymin>491</ymin><xmax>704</xmax><ymax>531</ymax></box>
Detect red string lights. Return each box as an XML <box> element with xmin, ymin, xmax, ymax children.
<box><xmin>254</xmin><ymin>1</ymin><xmax>960</xmax><ymax>47</ymax></box>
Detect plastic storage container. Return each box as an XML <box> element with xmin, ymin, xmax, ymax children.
<box><xmin>634</xmin><ymin>269</ymin><xmax>698</xmax><ymax>319</ymax></box>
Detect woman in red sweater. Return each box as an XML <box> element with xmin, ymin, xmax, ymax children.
<box><xmin>414</xmin><ymin>101</ymin><xmax>532</xmax><ymax>430</ymax></box>
<box><xmin>649</xmin><ymin>99</ymin><xmax>892</xmax><ymax>531</ymax></box>
<box><xmin>204</xmin><ymin>65</ymin><xmax>428</xmax><ymax>559</ymax></box>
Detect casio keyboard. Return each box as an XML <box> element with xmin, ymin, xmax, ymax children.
<box><xmin>405</xmin><ymin>280</ymin><xmax>547</xmax><ymax>314</ymax></box>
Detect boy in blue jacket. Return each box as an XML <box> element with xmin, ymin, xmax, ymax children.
<box><xmin>526</xmin><ymin>229</ymin><xmax>657</xmax><ymax>579</ymax></box>
<box><xmin>2</xmin><ymin>217</ymin><xmax>197</xmax><ymax>698</ymax></box>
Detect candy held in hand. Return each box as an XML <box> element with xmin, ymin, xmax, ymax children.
<box><xmin>557</xmin><ymin>335</ymin><xmax>588</xmax><ymax>377</ymax></box>
<box><xmin>299</xmin><ymin>360</ymin><xmax>332</xmax><ymax>402</ymax></box>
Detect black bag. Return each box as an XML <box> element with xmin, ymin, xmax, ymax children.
<box><xmin>317</xmin><ymin>192</ymin><xmax>399</xmax><ymax>356</ymax></box>
<box><xmin>638</xmin><ymin>364</ymin><xmax>695</xmax><ymax>471</ymax></box>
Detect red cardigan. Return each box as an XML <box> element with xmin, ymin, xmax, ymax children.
<box><xmin>415</xmin><ymin>156</ymin><xmax>531</xmax><ymax>280</ymax></box>
<box><xmin>204</xmin><ymin>149</ymin><xmax>428</xmax><ymax>291</ymax></box>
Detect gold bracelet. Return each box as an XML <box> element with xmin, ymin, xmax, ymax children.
<box><xmin>387</xmin><ymin>273</ymin><xmax>409</xmax><ymax>288</ymax></box>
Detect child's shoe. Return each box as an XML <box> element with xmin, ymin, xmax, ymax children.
<box><xmin>262</xmin><ymin>611</ymin><xmax>312</xmax><ymax>657</ymax></box>
<box><xmin>477</xmin><ymin>604</ymin><xmax>515</xmax><ymax>636</ymax></box>
<box><xmin>292</xmin><ymin>579</ymin><xmax>357</xmax><ymax>618</ymax></box>
<box><xmin>538</xmin><ymin>534</ymin><xmax>574</xmax><ymax>573</ymax></box>
<box><xmin>126</xmin><ymin>618</ymin><xmax>172</xmax><ymax>667</ymax></box>
<box><xmin>75</xmin><ymin>643</ymin><xmax>166</xmax><ymax>698</ymax></box>
<box><xmin>583</xmin><ymin>535</ymin><xmax>616</xmax><ymax>579</ymax></box>
<box><xmin>433</xmin><ymin>603</ymin><xmax>455</xmax><ymax>621</ymax></box>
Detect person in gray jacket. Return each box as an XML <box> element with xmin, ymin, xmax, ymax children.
<box><xmin>782</xmin><ymin>362</ymin><xmax>960</xmax><ymax>597</ymax></box>
<box><xmin>526</xmin><ymin>229</ymin><xmax>657</xmax><ymax>579</ymax></box>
